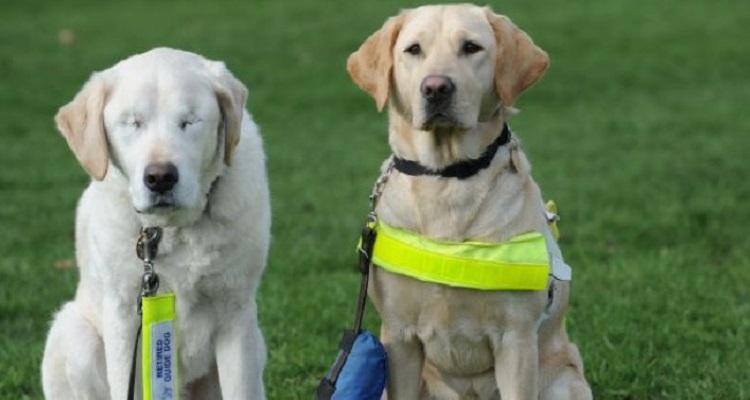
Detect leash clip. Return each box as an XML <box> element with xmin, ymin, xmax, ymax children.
<box><xmin>135</xmin><ymin>227</ymin><xmax>163</xmax><ymax>314</ymax></box>
<box><xmin>136</xmin><ymin>227</ymin><xmax>162</xmax><ymax>263</ymax></box>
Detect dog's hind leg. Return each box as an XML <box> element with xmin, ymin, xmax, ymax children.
<box><xmin>541</xmin><ymin>369</ymin><xmax>592</xmax><ymax>400</ymax></box>
<box><xmin>540</xmin><ymin>343</ymin><xmax>592</xmax><ymax>400</ymax></box>
<box><xmin>42</xmin><ymin>301</ymin><xmax>108</xmax><ymax>399</ymax></box>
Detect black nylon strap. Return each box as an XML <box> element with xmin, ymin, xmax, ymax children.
<box><xmin>127</xmin><ymin>324</ymin><xmax>141</xmax><ymax>400</ymax></box>
<box><xmin>353</xmin><ymin>224</ymin><xmax>376</xmax><ymax>331</ymax></box>
<box><xmin>316</xmin><ymin>378</ymin><xmax>335</xmax><ymax>399</ymax></box>
<box><xmin>393</xmin><ymin>123</ymin><xmax>511</xmax><ymax>179</ymax></box>
<box><xmin>316</xmin><ymin>223</ymin><xmax>377</xmax><ymax>400</ymax></box>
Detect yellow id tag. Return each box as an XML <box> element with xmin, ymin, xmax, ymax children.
<box><xmin>142</xmin><ymin>293</ymin><xmax>179</xmax><ymax>400</ymax></box>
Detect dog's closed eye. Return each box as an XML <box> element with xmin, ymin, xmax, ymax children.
<box><xmin>121</xmin><ymin>114</ymin><xmax>144</xmax><ymax>130</ymax></box>
<box><xmin>179</xmin><ymin>116</ymin><xmax>202</xmax><ymax>130</ymax></box>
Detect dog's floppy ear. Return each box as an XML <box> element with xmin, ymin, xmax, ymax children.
<box><xmin>205</xmin><ymin>61</ymin><xmax>248</xmax><ymax>166</ymax></box>
<box><xmin>55</xmin><ymin>73</ymin><xmax>110</xmax><ymax>180</ymax></box>
<box><xmin>485</xmin><ymin>8</ymin><xmax>549</xmax><ymax>106</ymax></box>
<box><xmin>347</xmin><ymin>14</ymin><xmax>405</xmax><ymax>111</ymax></box>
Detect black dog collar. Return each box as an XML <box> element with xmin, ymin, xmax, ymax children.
<box><xmin>392</xmin><ymin>124</ymin><xmax>512</xmax><ymax>180</ymax></box>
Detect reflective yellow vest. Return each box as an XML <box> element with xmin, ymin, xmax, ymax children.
<box><xmin>368</xmin><ymin>201</ymin><xmax>570</xmax><ymax>290</ymax></box>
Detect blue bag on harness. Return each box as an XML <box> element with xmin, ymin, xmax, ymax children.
<box><xmin>316</xmin><ymin>224</ymin><xmax>388</xmax><ymax>400</ymax></box>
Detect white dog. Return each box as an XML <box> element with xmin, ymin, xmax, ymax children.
<box><xmin>41</xmin><ymin>48</ymin><xmax>270</xmax><ymax>399</ymax></box>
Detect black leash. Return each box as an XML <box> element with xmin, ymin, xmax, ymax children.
<box><xmin>353</xmin><ymin>220</ymin><xmax>377</xmax><ymax>332</ymax></box>
<box><xmin>127</xmin><ymin>324</ymin><xmax>142</xmax><ymax>400</ymax></box>
<box><xmin>393</xmin><ymin>123</ymin><xmax>511</xmax><ymax>179</ymax></box>
<box><xmin>127</xmin><ymin>227</ymin><xmax>163</xmax><ymax>400</ymax></box>
<box><xmin>317</xmin><ymin>159</ymin><xmax>393</xmax><ymax>399</ymax></box>
<box><xmin>316</xmin><ymin>219</ymin><xmax>377</xmax><ymax>398</ymax></box>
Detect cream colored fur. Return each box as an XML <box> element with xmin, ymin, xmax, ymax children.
<box><xmin>41</xmin><ymin>48</ymin><xmax>270</xmax><ymax>399</ymax></box>
<box><xmin>348</xmin><ymin>5</ymin><xmax>591</xmax><ymax>400</ymax></box>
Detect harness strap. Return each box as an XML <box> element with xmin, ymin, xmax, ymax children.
<box><xmin>534</xmin><ymin>202</ymin><xmax>571</xmax><ymax>330</ymax></box>
<box><xmin>542</xmin><ymin>200</ymin><xmax>571</xmax><ymax>281</ymax></box>
<box><xmin>370</xmin><ymin>220</ymin><xmax>551</xmax><ymax>290</ymax></box>
<box><xmin>544</xmin><ymin>223</ymin><xmax>571</xmax><ymax>281</ymax></box>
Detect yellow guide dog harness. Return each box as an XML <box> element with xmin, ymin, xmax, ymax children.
<box><xmin>369</xmin><ymin>201</ymin><xmax>570</xmax><ymax>291</ymax></box>
<box><xmin>367</xmin><ymin>201</ymin><xmax>571</xmax><ymax>291</ymax></box>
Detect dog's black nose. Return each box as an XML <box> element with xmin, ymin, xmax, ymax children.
<box><xmin>143</xmin><ymin>163</ymin><xmax>179</xmax><ymax>194</ymax></box>
<box><xmin>420</xmin><ymin>75</ymin><xmax>455</xmax><ymax>103</ymax></box>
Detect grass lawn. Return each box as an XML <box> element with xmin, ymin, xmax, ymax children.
<box><xmin>1</xmin><ymin>0</ymin><xmax>749</xmax><ymax>398</ymax></box>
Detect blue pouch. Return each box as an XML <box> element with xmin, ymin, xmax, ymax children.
<box><xmin>317</xmin><ymin>223</ymin><xmax>387</xmax><ymax>400</ymax></box>
<box><xmin>317</xmin><ymin>330</ymin><xmax>387</xmax><ymax>399</ymax></box>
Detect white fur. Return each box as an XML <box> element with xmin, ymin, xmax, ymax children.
<box><xmin>42</xmin><ymin>48</ymin><xmax>270</xmax><ymax>399</ymax></box>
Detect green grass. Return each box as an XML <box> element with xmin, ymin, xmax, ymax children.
<box><xmin>1</xmin><ymin>0</ymin><xmax>749</xmax><ymax>398</ymax></box>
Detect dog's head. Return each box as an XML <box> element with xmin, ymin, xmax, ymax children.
<box><xmin>55</xmin><ymin>47</ymin><xmax>247</xmax><ymax>227</ymax></box>
<box><xmin>347</xmin><ymin>5</ymin><xmax>548</xmax><ymax>131</ymax></box>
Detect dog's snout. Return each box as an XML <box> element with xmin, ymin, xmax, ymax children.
<box><xmin>420</xmin><ymin>75</ymin><xmax>455</xmax><ymax>103</ymax></box>
<box><xmin>143</xmin><ymin>162</ymin><xmax>179</xmax><ymax>194</ymax></box>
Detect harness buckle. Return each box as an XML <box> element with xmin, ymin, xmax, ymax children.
<box><xmin>358</xmin><ymin>222</ymin><xmax>377</xmax><ymax>275</ymax></box>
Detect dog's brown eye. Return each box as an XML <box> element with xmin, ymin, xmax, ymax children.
<box><xmin>462</xmin><ymin>40</ymin><xmax>483</xmax><ymax>55</ymax></box>
<box><xmin>405</xmin><ymin>43</ymin><xmax>422</xmax><ymax>56</ymax></box>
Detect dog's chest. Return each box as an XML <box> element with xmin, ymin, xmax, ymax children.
<box><xmin>153</xmin><ymin>227</ymin><xmax>243</xmax><ymax>291</ymax></box>
<box><xmin>418</xmin><ymin>303</ymin><xmax>497</xmax><ymax>376</ymax></box>
<box><xmin>371</xmin><ymin>268</ymin><xmax>545</xmax><ymax>375</ymax></box>
<box><xmin>142</xmin><ymin>229</ymin><xmax>250</xmax><ymax>381</ymax></box>
<box><xmin>378</xmin><ymin>169</ymin><xmax>531</xmax><ymax>241</ymax></box>
<box><xmin>381</xmin><ymin>176</ymin><xmax>486</xmax><ymax>236</ymax></box>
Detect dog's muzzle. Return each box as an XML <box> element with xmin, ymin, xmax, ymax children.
<box><xmin>142</xmin><ymin>162</ymin><xmax>179</xmax><ymax>210</ymax></box>
<box><xmin>420</xmin><ymin>75</ymin><xmax>457</xmax><ymax>127</ymax></box>
<box><xmin>144</xmin><ymin>162</ymin><xmax>179</xmax><ymax>194</ymax></box>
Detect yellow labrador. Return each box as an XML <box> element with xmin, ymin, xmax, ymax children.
<box><xmin>348</xmin><ymin>5</ymin><xmax>591</xmax><ymax>399</ymax></box>
<box><xmin>41</xmin><ymin>48</ymin><xmax>270</xmax><ymax>399</ymax></box>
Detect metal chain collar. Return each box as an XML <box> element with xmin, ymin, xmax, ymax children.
<box><xmin>368</xmin><ymin>156</ymin><xmax>395</xmax><ymax>218</ymax></box>
<box><xmin>135</xmin><ymin>227</ymin><xmax>163</xmax><ymax>314</ymax></box>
